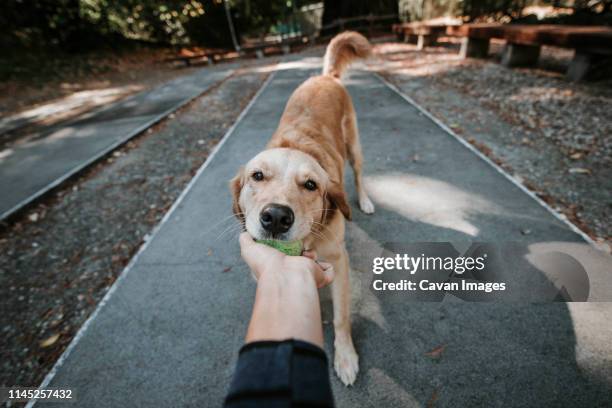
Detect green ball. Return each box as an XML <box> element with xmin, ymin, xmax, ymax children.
<box><xmin>256</xmin><ymin>239</ymin><xmax>303</xmax><ymax>256</ymax></box>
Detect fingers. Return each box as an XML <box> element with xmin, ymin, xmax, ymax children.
<box><xmin>302</xmin><ymin>250</ymin><xmax>317</xmax><ymax>260</ymax></box>
<box><xmin>301</xmin><ymin>250</ymin><xmax>333</xmax><ymax>288</ymax></box>
<box><xmin>315</xmin><ymin>261</ymin><xmax>334</xmax><ymax>288</ymax></box>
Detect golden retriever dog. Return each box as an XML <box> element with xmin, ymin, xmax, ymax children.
<box><xmin>230</xmin><ymin>31</ymin><xmax>374</xmax><ymax>385</ymax></box>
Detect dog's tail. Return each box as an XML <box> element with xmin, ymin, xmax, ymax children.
<box><xmin>322</xmin><ymin>31</ymin><xmax>371</xmax><ymax>79</ymax></box>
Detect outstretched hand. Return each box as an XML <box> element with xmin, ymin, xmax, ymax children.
<box><xmin>239</xmin><ymin>232</ymin><xmax>334</xmax><ymax>289</ymax></box>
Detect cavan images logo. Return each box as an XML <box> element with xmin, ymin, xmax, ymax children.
<box><xmin>370</xmin><ymin>242</ymin><xmax>590</xmax><ymax>302</ymax></box>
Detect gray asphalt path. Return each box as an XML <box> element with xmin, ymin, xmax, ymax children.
<box><xmin>34</xmin><ymin>64</ymin><xmax>612</xmax><ymax>407</ymax></box>
<box><xmin>0</xmin><ymin>66</ymin><xmax>233</xmax><ymax>220</ymax></box>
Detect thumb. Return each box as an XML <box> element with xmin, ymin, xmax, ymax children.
<box><xmin>239</xmin><ymin>232</ymin><xmax>255</xmax><ymax>258</ymax></box>
<box><xmin>239</xmin><ymin>232</ymin><xmax>265</xmax><ymax>271</ymax></box>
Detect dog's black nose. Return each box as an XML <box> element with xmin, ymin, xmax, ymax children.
<box><xmin>260</xmin><ymin>204</ymin><xmax>294</xmax><ymax>235</ymax></box>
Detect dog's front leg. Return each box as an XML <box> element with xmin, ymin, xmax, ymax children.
<box><xmin>328</xmin><ymin>247</ymin><xmax>359</xmax><ymax>386</ymax></box>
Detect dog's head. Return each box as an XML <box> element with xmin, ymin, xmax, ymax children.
<box><xmin>230</xmin><ymin>148</ymin><xmax>351</xmax><ymax>241</ymax></box>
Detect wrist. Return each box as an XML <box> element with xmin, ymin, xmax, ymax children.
<box><xmin>247</xmin><ymin>259</ymin><xmax>323</xmax><ymax>347</ymax></box>
<box><xmin>257</xmin><ymin>270</ymin><xmax>317</xmax><ymax>296</ymax></box>
<box><xmin>257</xmin><ymin>258</ymin><xmax>317</xmax><ymax>286</ymax></box>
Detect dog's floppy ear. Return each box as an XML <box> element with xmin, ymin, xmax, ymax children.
<box><xmin>229</xmin><ymin>167</ymin><xmax>244</xmax><ymax>220</ymax></box>
<box><xmin>326</xmin><ymin>179</ymin><xmax>352</xmax><ymax>221</ymax></box>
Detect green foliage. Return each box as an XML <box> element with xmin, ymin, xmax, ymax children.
<box><xmin>398</xmin><ymin>0</ymin><xmax>612</xmax><ymax>22</ymax></box>
<box><xmin>2</xmin><ymin>0</ymin><xmax>610</xmax><ymax>53</ymax></box>
<box><xmin>234</xmin><ymin>0</ymin><xmax>296</xmax><ymax>37</ymax></box>
<box><xmin>78</xmin><ymin>0</ymin><xmax>211</xmax><ymax>44</ymax></box>
<box><xmin>0</xmin><ymin>0</ymin><xmax>300</xmax><ymax>51</ymax></box>
<box><xmin>322</xmin><ymin>0</ymin><xmax>398</xmax><ymax>27</ymax></box>
<box><xmin>462</xmin><ymin>0</ymin><xmax>530</xmax><ymax>21</ymax></box>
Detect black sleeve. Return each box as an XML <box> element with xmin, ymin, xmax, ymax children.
<box><xmin>224</xmin><ymin>339</ymin><xmax>335</xmax><ymax>408</ymax></box>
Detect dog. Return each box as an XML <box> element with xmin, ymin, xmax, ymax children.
<box><xmin>230</xmin><ymin>31</ymin><xmax>375</xmax><ymax>386</ymax></box>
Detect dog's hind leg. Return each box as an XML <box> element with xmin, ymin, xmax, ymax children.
<box><xmin>343</xmin><ymin>111</ymin><xmax>374</xmax><ymax>214</ymax></box>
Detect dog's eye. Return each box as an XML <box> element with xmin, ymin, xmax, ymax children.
<box><xmin>252</xmin><ymin>171</ymin><xmax>264</xmax><ymax>181</ymax></box>
<box><xmin>304</xmin><ymin>180</ymin><xmax>317</xmax><ymax>191</ymax></box>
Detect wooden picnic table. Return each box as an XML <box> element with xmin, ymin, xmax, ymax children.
<box><xmin>449</xmin><ymin>24</ymin><xmax>612</xmax><ymax>50</ymax></box>
<box><xmin>164</xmin><ymin>51</ymin><xmax>224</xmax><ymax>67</ymax></box>
<box><xmin>240</xmin><ymin>35</ymin><xmax>308</xmax><ymax>59</ymax></box>
<box><xmin>393</xmin><ymin>21</ymin><xmax>612</xmax><ymax>81</ymax></box>
<box><xmin>393</xmin><ymin>22</ymin><xmax>457</xmax><ymax>49</ymax></box>
<box><xmin>448</xmin><ymin>23</ymin><xmax>612</xmax><ymax>80</ymax></box>
<box><xmin>165</xmin><ymin>36</ymin><xmax>308</xmax><ymax>67</ymax></box>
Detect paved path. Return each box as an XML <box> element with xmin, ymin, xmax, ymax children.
<box><xmin>33</xmin><ymin>63</ymin><xmax>612</xmax><ymax>407</ymax></box>
<box><xmin>0</xmin><ymin>66</ymin><xmax>234</xmax><ymax>220</ymax></box>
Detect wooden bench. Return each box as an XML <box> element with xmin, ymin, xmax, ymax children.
<box><xmin>447</xmin><ymin>24</ymin><xmax>612</xmax><ymax>81</ymax></box>
<box><xmin>164</xmin><ymin>52</ymin><xmax>222</xmax><ymax>67</ymax></box>
<box><xmin>393</xmin><ymin>22</ymin><xmax>453</xmax><ymax>50</ymax></box>
<box><xmin>241</xmin><ymin>36</ymin><xmax>308</xmax><ymax>59</ymax></box>
<box><xmin>165</xmin><ymin>36</ymin><xmax>306</xmax><ymax>67</ymax></box>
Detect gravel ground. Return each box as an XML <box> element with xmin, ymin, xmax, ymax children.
<box><xmin>373</xmin><ymin>39</ymin><xmax>611</xmax><ymax>248</ymax></box>
<box><xmin>0</xmin><ymin>65</ymin><xmax>270</xmax><ymax>392</ymax></box>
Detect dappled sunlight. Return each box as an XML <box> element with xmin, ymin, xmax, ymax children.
<box><xmin>345</xmin><ymin>222</ymin><xmax>389</xmax><ymax>331</ymax></box>
<box><xmin>364</xmin><ymin>173</ymin><xmax>498</xmax><ymax>236</ymax></box>
<box><xmin>508</xmin><ymin>86</ymin><xmax>581</xmax><ymax>103</ymax></box>
<box><xmin>372</xmin><ymin>43</ymin><xmax>465</xmax><ymax>78</ymax></box>
<box><xmin>319</xmin><ymin>221</ymin><xmax>390</xmax><ymax>332</ymax></box>
<box><xmin>384</xmin><ymin>60</ymin><xmax>463</xmax><ymax>78</ymax></box>
<box><xmin>342</xmin><ymin>76</ymin><xmax>378</xmax><ymax>87</ymax></box>
<box><xmin>0</xmin><ymin>148</ymin><xmax>14</xmax><ymax>164</ymax></box>
<box><xmin>372</xmin><ymin>41</ymin><xmax>479</xmax><ymax>80</ymax></box>
<box><xmin>378</xmin><ymin>55</ymin><xmax>464</xmax><ymax>77</ymax></box>
<box><xmin>252</xmin><ymin>57</ymin><xmax>323</xmax><ymax>73</ymax></box>
<box><xmin>121</xmin><ymin>99</ymin><xmax>141</xmax><ymax>108</ymax></box>
<box><xmin>6</xmin><ymin>125</ymin><xmax>95</xmax><ymax>150</ymax></box>
<box><xmin>375</xmin><ymin>41</ymin><xmax>460</xmax><ymax>57</ymax></box>
<box><xmin>14</xmin><ymin>124</ymin><xmax>105</xmax><ymax>150</ymax></box>
<box><xmin>43</xmin><ymin>127</ymin><xmax>85</xmax><ymax>145</ymax></box>
<box><xmin>365</xmin><ymin>368</ymin><xmax>421</xmax><ymax>404</ymax></box>
<box><xmin>567</xmin><ymin>302</ymin><xmax>612</xmax><ymax>384</ymax></box>
<box><xmin>0</xmin><ymin>85</ymin><xmax>143</xmax><ymax>134</ymax></box>
<box><xmin>526</xmin><ymin>241</ymin><xmax>612</xmax><ymax>301</ymax></box>
<box><xmin>533</xmin><ymin>239</ymin><xmax>612</xmax><ymax>381</ymax></box>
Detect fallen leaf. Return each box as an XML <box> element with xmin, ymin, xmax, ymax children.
<box><xmin>207</xmin><ymin>249</ymin><xmax>213</xmax><ymax>256</ymax></box>
<box><xmin>40</xmin><ymin>334</ymin><xmax>60</xmax><ymax>348</ymax></box>
<box><xmin>425</xmin><ymin>344</ymin><xmax>446</xmax><ymax>359</ymax></box>
<box><xmin>223</xmin><ymin>267</ymin><xmax>232</xmax><ymax>273</ymax></box>
<box><xmin>427</xmin><ymin>388</ymin><xmax>439</xmax><ymax>408</ymax></box>
<box><xmin>569</xmin><ymin>152</ymin><xmax>583</xmax><ymax>160</ymax></box>
<box><xmin>568</xmin><ymin>168</ymin><xmax>591</xmax><ymax>175</ymax></box>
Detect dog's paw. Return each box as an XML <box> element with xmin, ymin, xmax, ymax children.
<box><xmin>359</xmin><ymin>196</ymin><xmax>375</xmax><ymax>214</ymax></box>
<box><xmin>334</xmin><ymin>343</ymin><xmax>359</xmax><ymax>386</ymax></box>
